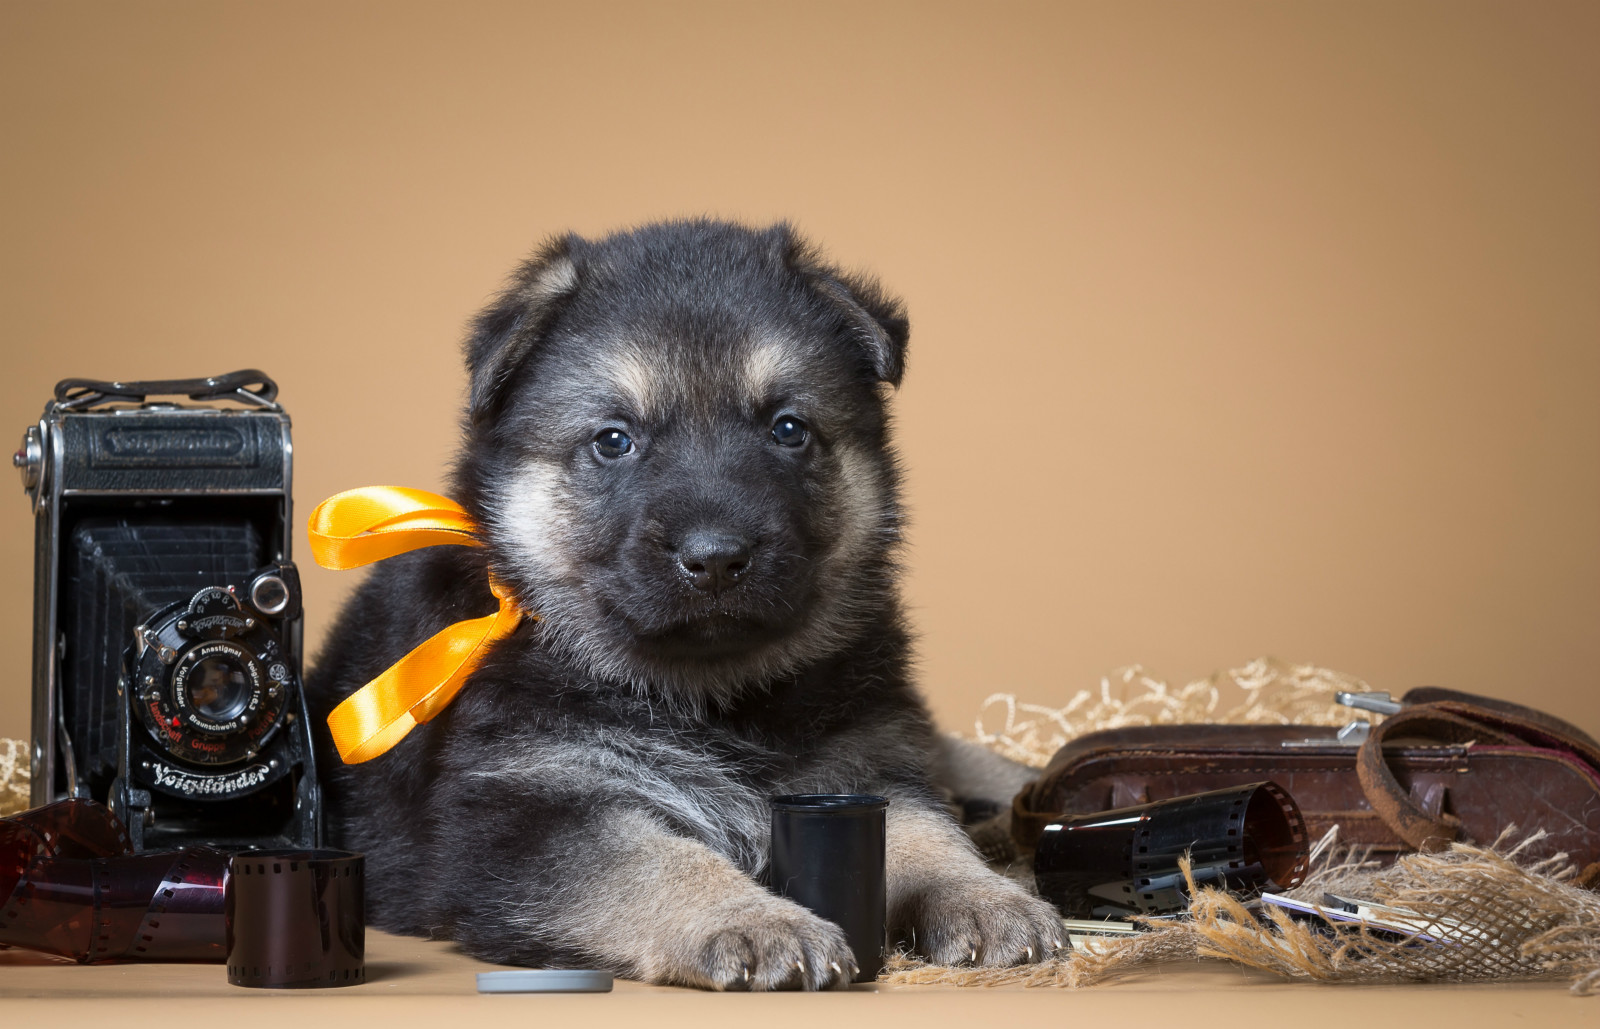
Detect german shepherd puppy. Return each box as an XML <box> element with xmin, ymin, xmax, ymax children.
<box><xmin>307</xmin><ymin>220</ymin><xmax>1062</xmax><ymax>989</ymax></box>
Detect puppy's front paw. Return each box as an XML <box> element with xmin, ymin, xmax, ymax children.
<box><xmin>896</xmin><ymin>870</ymin><xmax>1063</xmax><ymax>967</ymax></box>
<box><xmin>685</xmin><ymin>896</ymin><xmax>856</xmax><ymax>991</ymax></box>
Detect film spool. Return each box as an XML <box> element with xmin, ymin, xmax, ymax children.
<box><xmin>225</xmin><ymin>849</ymin><xmax>365</xmax><ymax>988</ymax></box>
<box><xmin>1034</xmin><ymin>781</ymin><xmax>1309</xmax><ymax>919</ymax></box>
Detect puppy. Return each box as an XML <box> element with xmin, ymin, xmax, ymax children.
<box><xmin>307</xmin><ymin>219</ymin><xmax>1062</xmax><ymax>989</ymax></box>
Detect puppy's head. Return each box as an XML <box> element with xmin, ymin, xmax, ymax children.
<box><xmin>456</xmin><ymin>220</ymin><xmax>908</xmax><ymax>704</ymax></box>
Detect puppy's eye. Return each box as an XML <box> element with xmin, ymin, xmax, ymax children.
<box><xmin>593</xmin><ymin>429</ymin><xmax>634</xmax><ymax>459</ymax></box>
<box><xmin>771</xmin><ymin>416</ymin><xmax>808</xmax><ymax>448</ymax></box>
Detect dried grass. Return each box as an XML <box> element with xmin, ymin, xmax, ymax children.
<box><xmin>0</xmin><ymin>738</ymin><xmax>28</xmax><ymax>818</ymax></box>
<box><xmin>970</xmin><ymin>657</ymin><xmax>1377</xmax><ymax>768</ymax></box>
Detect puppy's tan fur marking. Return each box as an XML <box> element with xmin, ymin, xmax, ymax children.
<box><xmin>607</xmin><ymin>347</ymin><xmax>663</xmax><ymax>416</ymax></box>
<box><xmin>741</xmin><ymin>336</ymin><xmax>808</xmax><ymax>402</ymax></box>
<box><xmin>520</xmin><ymin>255</ymin><xmax>578</xmax><ymax>304</ymax></box>
<box><xmin>813</xmin><ymin>445</ymin><xmax>895</xmax><ymax>615</ymax></box>
<box><xmin>491</xmin><ymin>459</ymin><xmax>575</xmax><ymax>579</ymax></box>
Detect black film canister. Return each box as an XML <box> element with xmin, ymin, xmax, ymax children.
<box><xmin>770</xmin><ymin>795</ymin><xmax>887</xmax><ymax>983</ymax></box>
<box><xmin>225</xmin><ymin>849</ymin><xmax>365</xmax><ymax>988</ymax></box>
<box><xmin>1033</xmin><ymin>781</ymin><xmax>1308</xmax><ymax>919</ymax></box>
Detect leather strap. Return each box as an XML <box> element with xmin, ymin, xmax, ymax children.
<box><xmin>1402</xmin><ymin>687</ymin><xmax>1600</xmax><ymax>759</ymax></box>
<box><xmin>1355</xmin><ymin>707</ymin><xmax>1520</xmax><ymax>851</ymax></box>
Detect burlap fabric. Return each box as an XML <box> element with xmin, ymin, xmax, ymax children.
<box><xmin>884</xmin><ymin>829</ymin><xmax>1600</xmax><ymax>994</ymax></box>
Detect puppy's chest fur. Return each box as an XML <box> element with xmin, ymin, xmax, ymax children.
<box><xmin>440</xmin><ymin>629</ymin><xmax>932</xmax><ymax>877</ymax></box>
<box><xmin>312</xmin><ymin>549</ymin><xmax>933</xmax><ymax>894</ymax></box>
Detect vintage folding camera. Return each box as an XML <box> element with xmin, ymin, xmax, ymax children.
<box><xmin>14</xmin><ymin>370</ymin><xmax>319</xmax><ymax>851</ymax></box>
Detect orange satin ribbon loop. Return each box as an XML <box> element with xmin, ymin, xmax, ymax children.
<box><xmin>307</xmin><ymin>485</ymin><xmax>479</xmax><ymax>570</ymax></box>
<box><xmin>306</xmin><ymin>486</ymin><xmax>525</xmax><ymax>764</ymax></box>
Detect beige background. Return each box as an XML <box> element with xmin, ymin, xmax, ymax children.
<box><xmin>2</xmin><ymin>0</ymin><xmax>1596</xmax><ymax>746</ymax></box>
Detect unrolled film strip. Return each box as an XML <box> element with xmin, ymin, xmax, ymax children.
<box><xmin>0</xmin><ymin>798</ymin><xmax>229</xmax><ymax>962</ymax></box>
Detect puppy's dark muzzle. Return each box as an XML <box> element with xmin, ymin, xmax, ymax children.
<box><xmin>675</xmin><ymin>530</ymin><xmax>753</xmax><ymax>594</ymax></box>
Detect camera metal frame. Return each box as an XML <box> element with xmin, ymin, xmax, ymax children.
<box><xmin>15</xmin><ymin>370</ymin><xmax>320</xmax><ymax>850</ymax></box>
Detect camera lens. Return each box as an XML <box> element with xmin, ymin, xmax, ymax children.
<box><xmin>141</xmin><ymin>635</ymin><xmax>281</xmax><ymax>767</ymax></box>
<box><xmin>186</xmin><ymin>653</ymin><xmax>253</xmax><ymax>722</ymax></box>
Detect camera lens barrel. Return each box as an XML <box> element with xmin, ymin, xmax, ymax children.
<box><xmin>126</xmin><ymin>576</ymin><xmax>304</xmax><ymax>800</ymax></box>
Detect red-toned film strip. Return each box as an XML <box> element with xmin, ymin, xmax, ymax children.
<box><xmin>0</xmin><ymin>799</ymin><xmax>228</xmax><ymax>962</ymax></box>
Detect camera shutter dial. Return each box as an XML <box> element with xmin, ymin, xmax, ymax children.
<box><xmin>184</xmin><ymin>586</ymin><xmax>253</xmax><ymax>639</ymax></box>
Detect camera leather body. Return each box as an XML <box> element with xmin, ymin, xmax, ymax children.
<box><xmin>1011</xmin><ymin>688</ymin><xmax>1600</xmax><ymax>886</ymax></box>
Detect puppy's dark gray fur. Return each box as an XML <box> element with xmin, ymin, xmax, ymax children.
<box><xmin>307</xmin><ymin>220</ymin><xmax>1061</xmax><ymax>989</ymax></box>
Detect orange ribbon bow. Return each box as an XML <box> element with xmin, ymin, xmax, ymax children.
<box><xmin>307</xmin><ymin>486</ymin><xmax>525</xmax><ymax>763</ymax></box>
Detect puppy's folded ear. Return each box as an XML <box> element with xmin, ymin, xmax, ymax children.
<box><xmin>814</xmin><ymin>272</ymin><xmax>910</xmax><ymax>388</ymax></box>
<box><xmin>772</xmin><ymin>225</ymin><xmax>910</xmax><ymax>387</ymax></box>
<box><xmin>465</xmin><ymin>236</ymin><xmax>582</xmax><ymax>428</ymax></box>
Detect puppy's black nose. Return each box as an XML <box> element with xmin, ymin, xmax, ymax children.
<box><xmin>676</xmin><ymin>531</ymin><xmax>753</xmax><ymax>592</ymax></box>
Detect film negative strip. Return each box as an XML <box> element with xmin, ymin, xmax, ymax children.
<box><xmin>0</xmin><ymin>798</ymin><xmax>228</xmax><ymax>962</ymax></box>
<box><xmin>1034</xmin><ymin>780</ymin><xmax>1310</xmax><ymax>920</ymax></box>
<box><xmin>2</xmin><ymin>798</ymin><xmax>363</xmax><ymax>986</ymax></box>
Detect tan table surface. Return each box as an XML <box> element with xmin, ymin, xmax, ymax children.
<box><xmin>1</xmin><ymin>928</ymin><xmax>1591</xmax><ymax>1028</ymax></box>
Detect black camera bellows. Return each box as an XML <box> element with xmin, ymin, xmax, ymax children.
<box><xmin>62</xmin><ymin>518</ymin><xmax>264</xmax><ymax>785</ymax></box>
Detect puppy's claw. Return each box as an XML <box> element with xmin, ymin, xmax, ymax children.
<box><xmin>898</xmin><ymin>870</ymin><xmax>1070</xmax><ymax>967</ymax></box>
<box><xmin>692</xmin><ymin>899</ymin><xmax>851</xmax><ymax>990</ymax></box>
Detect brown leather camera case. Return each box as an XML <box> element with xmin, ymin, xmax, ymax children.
<box><xmin>1011</xmin><ymin>688</ymin><xmax>1600</xmax><ymax>885</ymax></box>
